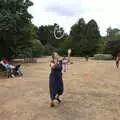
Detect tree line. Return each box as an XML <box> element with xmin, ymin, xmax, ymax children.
<box><xmin>0</xmin><ymin>0</ymin><xmax>120</xmax><ymax>59</ymax></box>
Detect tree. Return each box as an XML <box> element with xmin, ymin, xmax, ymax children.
<box><xmin>37</xmin><ymin>23</ymin><xmax>67</xmax><ymax>55</ymax></box>
<box><xmin>85</xmin><ymin>19</ymin><xmax>101</xmax><ymax>56</ymax></box>
<box><xmin>59</xmin><ymin>36</ymin><xmax>72</xmax><ymax>55</ymax></box>
<box><xmin>69</xmin><ymin>18</ymin><xmax>87</xmax><ymax>56</ymax></box>
<box><xmin>31</xmin><ymin>39</ymin><xmax>44</xmax><ymax>57</ymax></box>
<box><xmin>97</xmin><ymin>37</ymin><xmax>107</xmax><ymax>54</ymax></box>
<box><xmin>63</xmin><ymin>18</ymin><xmax>101</xmax><ymax>56</ymax></box>
<box><xmin>105</xmin><ymin>28</ymin><xmax>120</xmax><ymax>56</ymax></box>
<box><xmin>0</xmin><ymin>0</ymin><xmax>34</xmax><ymax>58</ymax></box>
<box><xmin>106</xmin><ymin>35</ymin><xmax>120</xmax><ymax>56</ymax></box>
<box><xmin>37</xmin><ymin>24</ymin><xmax>66</xmax><ymax>47</ymax></box>
<box><xmin>44</xmin><ymin>44</ymin><xmax>57</xmax><ymax>55</ymax></box>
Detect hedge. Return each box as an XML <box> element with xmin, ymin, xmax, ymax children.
<box><xmin>94</xmin><ymin>54</ymin><xmax>113</xmax><ymax>60</ymax></box>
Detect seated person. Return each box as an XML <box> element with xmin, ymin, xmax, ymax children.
<box><xmin>0</xmin><ymin>60</ymin><xmax>9</xmax><ymax>69</ymax></box>
<box><xmin>0</xmin><ymin>59</ymin><xmax>14</xmax><ymax>70</ymax></box>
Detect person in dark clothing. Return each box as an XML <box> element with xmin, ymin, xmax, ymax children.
<box><xmin>85</xmin><ymin>56</ymin><xmax>89</xmax><ymax>61</ymax></box>
<box><xmin>49</xmin><ymin>52</ymin><xmax>64</xmax><ymax>107</ymax></box>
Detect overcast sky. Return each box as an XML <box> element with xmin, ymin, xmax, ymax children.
<box><xmin>29</xmin><ymin>0</ymin><xmax>120</xmax><ymax>36</ymax></box>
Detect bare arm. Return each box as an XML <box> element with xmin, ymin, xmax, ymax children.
<box><xmin>50</xmin><ymin>62</ymin><xmax>58</xmax><ymax>69</ymax></box>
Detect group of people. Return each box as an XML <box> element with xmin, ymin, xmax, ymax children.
<box><xmin>0</xmin><ymin>58</ymin><xmax>22</xmax><ymax>78</ymax></box>
<box><xmin>49</xmin><ymin>52</ymin><xmax>69</xmax><ymax>107</ymax></box>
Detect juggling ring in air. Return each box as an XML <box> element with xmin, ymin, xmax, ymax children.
<box><xmin>54</xmin><ymin>25</ymin><xmax>65</xmax><ymax>39</ymax></box>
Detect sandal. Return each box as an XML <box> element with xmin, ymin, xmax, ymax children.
<box><xmin>50</xmin><ymin>102</ymin><xmax>55</xmax><ymax>107</ymax></box>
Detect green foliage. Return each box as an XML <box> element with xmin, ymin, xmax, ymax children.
<box><xmin>0</xmin><ymin>0</ymin><xmax>33</xmax><ymax>58</ymax></box>
<box><xmin>44</xmin><ymin>44</ymin><xmax>57</xmax><ymax>55</ymax></box>
<box><xmin>69</xmin><ymin>18</ymin><xmax>87</xmax><ymax>56</ymax></box>
<box><xmin>59</xmin><ymin>37</ymin><xmax>72</xmax><ymax>55</ymax></box>
<box><xmin>106</xmin><ymin>37</ymin><xmax>120</xmax><ymax>56</ymax></box>
<box><xmin>16</xmin><ymin>47</ymin><xmax>32</xmax><ymax>58</ymax></box>
<box><xmin>105</xmin><ymin>27</ymin><xmax>120</xmax><ymax>56</ymax></box>
<box><xmin>97</xmin><ymin>27</ymin><xmax>120</xmax><ymax>57</ymax></box>
<box><xmin>61</xmin><ymin>18</ymin><xmax>101</xmax><ymax>56</ymax></box>
<box><xmin>97</xmin><ymin>37</ymin><xmax>108</xmax><ymax>54</ymax></box>
<box><xmin>37</xmin><ymin>24</ymin><xmax>66</xmax><ymax>48</ymax></box>
<box><xmin>94</xmin><ymin>54</ymin><xmax>113</xmax><ymax>60</ymax></box>
<box><xmin>16</xmin><ymin>39</ymin><xmax>44</xmax><ymax>58</ymax></box>
<box><xmin>31</xmin><ymin>39</ymin><xmax>44</xmax><ymax>57</ymax></box>
<box><xmin>1</xmin><ymin>0</ymin><xmax>120</xmax><ymax>59</ymax></box>
<box><xmin>37</xmin><ymin>24</ymin><xmax>68</xmax><ymax>56</ymax></box>
<box><xmin>85</xmin><ymin>20</ymin><xmax>100</xmax><ymax>56</ymax></box>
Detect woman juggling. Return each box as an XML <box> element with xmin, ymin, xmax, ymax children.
<box><xmin>49</xmin><ymin>52</ymin><xmax>64</xmax><ymax>107</ymax></box>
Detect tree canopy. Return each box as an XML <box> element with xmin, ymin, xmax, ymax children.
<box><xmin>60</xmin><ymin>18</ymin><xmax>101</xmax><ymax>56</ymax></box>
<box><xmin>0</xmin><ymin>1</ymin><xmax>120</xmax><ymax>58</ymax></box>
<box><xmin>0</xmin><ymin>0</ymin><xmax>34</xmax><ymax>58</ymax></box>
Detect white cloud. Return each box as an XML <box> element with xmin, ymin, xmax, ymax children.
<box><xmin>29</xmin><ymin>0</ymin><xmax>120</xmax><ymax>36</ymax></box>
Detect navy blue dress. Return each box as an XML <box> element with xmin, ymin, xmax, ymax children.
<box><xmin>49</xmin><ymin>60</ymin><xmax>64</xmax><ymax>100</ymax></box>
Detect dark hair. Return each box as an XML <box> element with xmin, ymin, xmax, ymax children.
<box><xmin>50</xmin><ymin>60</ymin><xmax>55</xmax><ymax>63</ymax></box>
<box><xmin>51</xmin><ymin>52</ymin><xmax>60</xmax><ymax>59</ymax></box>
<box><xmin>51</xmin><ymin>53</ymin><xmax>55</xmax><ymax>60</ymax></box>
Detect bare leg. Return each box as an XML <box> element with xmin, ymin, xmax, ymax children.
<box><xmin>7</xmin><ymin>68</ymin><xmax>11</xmax><ymax>78</ymax></box>
<box><xmin>116</xmin><ymin>61</ymin><xmax>119</xmax><ymax>68</ymax></box>
<box><xmin>64</xmin><ymin>64</ymin><xmax>66</xmax><ymax>72</ymax></box>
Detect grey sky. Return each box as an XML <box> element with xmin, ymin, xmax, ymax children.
<box><xmin>29</xmin><ymin>0</ymin><xmax>120</xmax><ymax>36</ymax></box>
<box><xmin>45</xmin><ymin>1</ymin><xmax>86</xmax><ymax>17</ymax></box>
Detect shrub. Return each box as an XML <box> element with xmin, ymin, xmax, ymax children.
<box><xmin>31</xmin><ymin>39</ymin><xmax>44</xmax><ymax>57</ymax></box>
<box><xmin>44</xmin><ymin>44</ymin><xmax>57</xmax><ymax>55</ymax></box>
<box><xmin>16</xmin><ymin>47</ymin><xmax>33</xmax><ymax>58</ymax></box>
<box><xmin>94</xmin><ymin>54</ymin><xmax>113</xmax><ymax>60</ymax></box>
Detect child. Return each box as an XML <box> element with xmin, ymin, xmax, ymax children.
<box><xmin>116</xmin><ymin>55</ymin><xmax>120</xmax><ymax>68</ymax></box>
<box><xmin>62</xmin><ymin>57</ymin><xmax>68</xmax><ymax>72</ymax></box>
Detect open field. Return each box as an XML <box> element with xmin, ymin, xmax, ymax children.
<box><xmin>0</xmin><ymin>57</ymin><xmax>120</xmax><ymax>120</ymax></box>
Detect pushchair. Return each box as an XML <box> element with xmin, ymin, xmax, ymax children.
<box><xmin>7</xmin><ymin>64</ymin><xmax>23</xmax><ymax>78</ymax></box>
<box><xmin>0</xmin><ymin>63</ymin><xmax>23</xmax><ymax>78</ymax></box>
<box><xmin>10</xmin><ymin>64</ymin><xmax>23</xmax><ymax>77</ymax></box>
